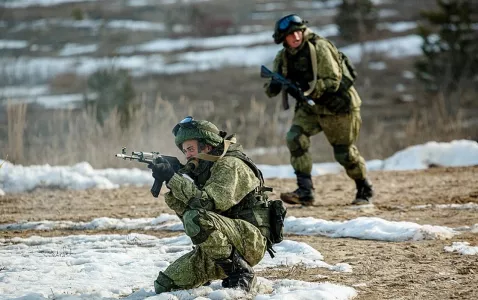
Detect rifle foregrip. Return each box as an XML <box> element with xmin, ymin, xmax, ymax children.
<box><xmin>151</xmin><ymin>179</ymin><xmax>163</xmax><ymax>198</ymax></box>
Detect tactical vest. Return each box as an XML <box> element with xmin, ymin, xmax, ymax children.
<box><xmin>280</xmin><ymin>35</ymin><xmax>358</xmax><ymax>113</ymax></box>
<box><xmin>191</xmin><ymin>148</ymin><xmax>286</xmax><ymax>257</ymax></box>
<box><xmin>285</xmin><ymin>44</ymin><xmax>315</xmax><ymax>92</ymax></box>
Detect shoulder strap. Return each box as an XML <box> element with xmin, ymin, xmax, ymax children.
<box><xmin>303</xmin><ymin>41</ymin><xmax>318</xmax><ymax>97</ymax></box>
<box><xmin>224</xmin><ymin>150</ymin><xmax>266</xmax><ymax>187</ymax></box>
<box><xmin>280</xmin><ymin>49</ymin><xmax>288</xmax><ymax>77</ymax></box>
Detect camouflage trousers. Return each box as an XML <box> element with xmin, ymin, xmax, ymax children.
<box><xmin>154</xmin><ymin>209</ymin><xmax>267</xmax><ymax>293</ymax></box>
<box><xmin>286</xmin><ymin>106</ymin><xmax>367</xmax><ymax>180</ymax></box>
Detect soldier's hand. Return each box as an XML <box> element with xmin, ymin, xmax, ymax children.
<box><xmin>323</xmin><ymin>96</ymin><xmax>350</xmax><ymax>114</ymax></box>
<box><xmin>150</xmin><ymin>157</ymin><xmax>175</xmax><ymax>183</ymax></box>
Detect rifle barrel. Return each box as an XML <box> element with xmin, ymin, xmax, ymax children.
<box><xmin>115</xmin><ymin>154</ymin><xmax>134</xmax><ymax>159</ymax></box>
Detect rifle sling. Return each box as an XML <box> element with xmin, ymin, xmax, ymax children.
<box><xmin>303</xmin><ymin>40</ymin><xmax>317</xmax><ymax>97</ymax></box>
<box><xmin>194</xmin><ymin>139</ymin><xmax>234</xmax><ymax>162</ymax></box>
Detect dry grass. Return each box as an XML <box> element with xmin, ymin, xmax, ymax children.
<box><xmin>6</xmin><ymin>101</ymin><xmax>27</xmax><ymax>164</ymax></box>
<box><xmin>0</xmin><ymin>95</ymin><xmax>291</xmax><ymax>167</ymax></box>
<box><xmin>0</xmin><ymin>0</ymin><xmax>474</xmax><ymax>168</ymax></box>
<box><xmin>360</xmin><ymin>92</ymin><xmax>476</xmax><ymax>160</ymax></box>
<box><xmin>0</xmin><ymin>90</ymin><xmax>474</xmax><ymax>168</ymax></box>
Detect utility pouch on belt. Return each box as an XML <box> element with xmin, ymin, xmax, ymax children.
<box><xmin>268</xmin><ymin>200</ymin><xmax>287</xmax><ymax>244</ymax></box>
<box><xmin>226</xmin><ymin>194</ymin><xmax>271</xmax><ymax>236</ymax></box>
<box><xmin>320</xmin><ymin>51</ymin><xmax>357</xmax><ymax>114</ymax></box>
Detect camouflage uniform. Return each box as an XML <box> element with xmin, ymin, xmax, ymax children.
<box><xmin>265</xmin><ymin>15</ymin><xmax>373</xmax><ymax>205</ymax></box>
<box><xmin>153</xmin><ymin>120</ymin><xmax>268</xmax><ymax>293</ymax></box>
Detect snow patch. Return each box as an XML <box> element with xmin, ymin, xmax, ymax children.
<box><xmin>444</xmin><ymin>242</ymin><xmax>478</xmax><ymax>255</ymax></box>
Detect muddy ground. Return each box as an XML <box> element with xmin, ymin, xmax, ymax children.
<box><xmin>1</xmin><ymin>166</ymin><xmax>477</xmax><ymax>299</ymax></box>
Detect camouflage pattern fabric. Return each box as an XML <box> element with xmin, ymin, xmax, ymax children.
<box><xmin>174</xmin><ymin>120</ymin><xmax>224</xmax><ymax>149</ymax></box>
<box><xmin>265</xmin><ymin>27</ymin><xmax>366</xmax><ymax>181</ymax></box>
<box><xmin>155</xmin><ymin>155</ymin><xmax>267</xmax><ymax>292</ymax></box>
<box><xmin>287</xmin><ymin>107</ymin><xmax>367</xmax><ymax>180</ymax></box>
<box><xmin>265</xmin><ymin>28</ymin><xmax>361</xmax><ymax>115</ymax></box>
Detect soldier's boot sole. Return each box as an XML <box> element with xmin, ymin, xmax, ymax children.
<box><xmin>280</xmin><ymin>193</ymin><xmax>315</xmax><ymax>206</ymax></box>
<box><xmin>351</xmin><ymin>198</ymin><xmax>371</xmax><ymax>205</ymax></box>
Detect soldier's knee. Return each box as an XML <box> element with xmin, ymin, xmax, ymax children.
<box><xmin>183</xmin><ymin>209</ymin><xmax>213</xmax><ymax>245</ymax></box>
<box><xmin>333</xmin><ymin>144</ymin><xmax>355</xmax><ymax>166</ymax></box>
<box><xmin>286</xmin><ymin>125</ymin><xmax>310</xmax><ymax>157</ymax></box>
<box><xmin>154</xmin><ymin>272</ymin><xmax>177</xmax><ymax>294</ymax></box>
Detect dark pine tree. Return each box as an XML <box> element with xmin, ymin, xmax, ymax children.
<box><xmin>415</xmin><ymin>0</ymin><xmax>478</xmax><ymax>94</ymax></box>
<box><xmin>335</xmin><ymin>0</ymin><xmax>378</xmax><ymax>43</ymax></box>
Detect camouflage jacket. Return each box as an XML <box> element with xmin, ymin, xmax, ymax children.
<box><xmin>164</xmin><ymin>144</ymin><xmax>261</xmax><ymax>217</ymax></box>
<box><xmin>265</xmin><ymin>29</ymin><xmax>361</xmax><ymax>115</ymax></box>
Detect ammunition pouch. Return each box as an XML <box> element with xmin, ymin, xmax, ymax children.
<box><xmin>224</xmin><ymin>188</ymin><xmax>287</xmax><ymax>257</ymax></box>
<box><xmin>268</xmin><ymin>199</ymin><xmax>287</xmax><ymax>244</ymax></box>
<box><xmin>225</xmin><ymin>191</ymin><xmax>272</xmax><ymax>243</ymax></box>
<box><xmin>221</xmin><ymin>150</ymin><xmax>285</xmax><ymax>257</ymax></box>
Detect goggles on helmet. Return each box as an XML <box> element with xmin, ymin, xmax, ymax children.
<box><xmin>277</xmin><ymin>14</ymin><xmax>304</xmax><ymax>31</ymax></box>
<box><xmin>172</xmin><ymin>116</ymin><xmax>220</xmax><ymax>136</ymax></box>
<box><xmin>172</xmin><ymin>116</ymin><xmax>196</xmax><ymax>136</ymax></box>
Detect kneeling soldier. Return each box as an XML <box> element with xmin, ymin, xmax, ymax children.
<box><xmin>151</xmin><ymin>116</ymin><xmax>275</xmax><ymax>293</ymax></box>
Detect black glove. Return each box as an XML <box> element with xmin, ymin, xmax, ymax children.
<box><xmin>323</xmin><ymin>95</ymin><xmax>351</xmax><ymax>114</ymax></box>
<box><xmin>268</xmin><ymin>79</ymin><xmax>283</xmax><ymax>94</ymax></box>
<box><xmin>150</xmin><ymin>157</ymin><xmax>175</xmax><ymax>183</ymax></box>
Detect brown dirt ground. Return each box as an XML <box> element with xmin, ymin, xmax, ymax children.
<box><xmin>1</xmin><ymin>166</ymin><xmax>478</xmax><ymax>299</ymax></box>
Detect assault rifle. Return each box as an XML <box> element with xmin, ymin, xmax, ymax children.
<box><xmin>115</xmin><ymin>147</ymin><xmax>195</xmax><ymax>198</ymax></box>
<box><xmin>260</xmin><ymin>65</ymin><xmax>315</xmax><ymax>110</ymax></box>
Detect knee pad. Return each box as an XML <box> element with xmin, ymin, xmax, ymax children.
<box><xmin>286</xmin><ymin>125</ymin><xmax>310</xmax><ymax>157</ymax></box>
<box><xmin>154</xmin><ymin>272</ymin><xmax>176</xmax><ymax>294</ymax></box>
<box><xmin>182</xmin><ymin>209</ymin><xmax>213</xmax><ymax>245</ymax></box>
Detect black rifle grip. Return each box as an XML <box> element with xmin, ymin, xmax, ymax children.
<box><xmin>151</xmin><ymin>179</ymin><xmax>163</xmax><ymax>198</ymax></box>
<box><xmin>282</xmin><ymin>91</ymin><xmax>289</xmax><ymax>110</ymax></box>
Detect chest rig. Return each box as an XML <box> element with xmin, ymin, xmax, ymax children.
<box><xmin>285</xmin><ymin>43</ymin><xmax>315</xmax><ymax>92</ymax></box>
<box><xmin>279</xmin><ymin>35</ymin><xmax>357</xmax><ymax>111</ymax></box>
<box><xmin>190</xmin><ymin>147</ymin><xmax>285</xmax><ymax>257</ymax></box>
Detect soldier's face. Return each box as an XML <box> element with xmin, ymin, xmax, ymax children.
<box><xmin>182</xmin><ymin>140</ymin><xmax>212</xmax><ymax>160</ymax></box>
<box><xmin>285</xmin><ymin>30</ymin><xmax>303</xmax><ymax>48</ymax></box>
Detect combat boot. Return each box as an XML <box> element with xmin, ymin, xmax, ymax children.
<box><xmin>280</xmin><ymin>172</ymin><xmax>315</xmax><ymax>206</ymax></box>
<box><xmin>216</xmin><ymin>249</ymin><xmax>256</xmax><ymax>292</ymax></box>
<box><xmin>352</xmin><ymin>178</ymin><xmax>374</xmax><ymax>205</ymax></box>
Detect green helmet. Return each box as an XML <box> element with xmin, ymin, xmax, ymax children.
<box><xmin>273</xmin><ymin>14</ymin><xmax>308</xmax><ymax>44</ymax></box>
<box><xmin>172</xmin><ymin>116</ymin><xmax>223</xmax><ymax>149</ymax></box>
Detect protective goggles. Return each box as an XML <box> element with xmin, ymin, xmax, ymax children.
<box><xmin>277</xmin><ymin>14</ymin><xmax>304</xmax><ymax>31</ymax></box>
<box><xmin>172</xmin><ymin>116</ymin><xmax>196</xmax><ymax>136</ymax></box>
